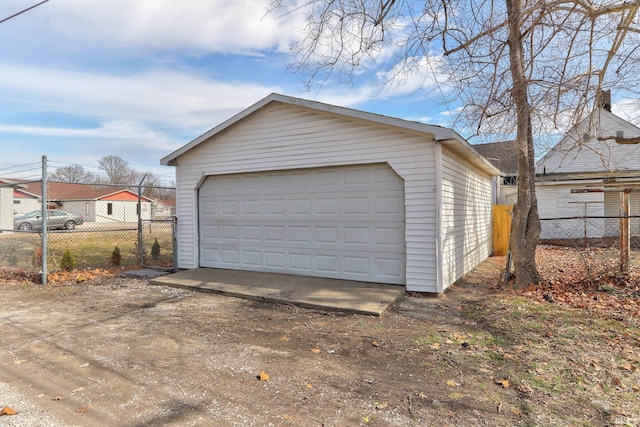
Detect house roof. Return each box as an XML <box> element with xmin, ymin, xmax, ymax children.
<box><xmin>156</xmin><ymin>198</ymin><xmax>176</xmax><ymax>207</ymax></box>
<box><xmin>161</xmin><ymin>93</ymin><xmax>500</xmax><ymax>176</ymax></box>
<box><xmin>12</xmin><ymin>181</ymin><xmax>154</xmax><ymax>202</ymax></box>
<box><xmin>536</xmin><ymin>107</ymin><xmax>640</xmax><ymax>176</ymax></box>
<box><xmin>472</xmin><ymin>140</ymin><xmax>518</xmax><ymax>176</ymax></box>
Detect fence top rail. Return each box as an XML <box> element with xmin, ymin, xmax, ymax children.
<box><xmin>540</xmin><ymin>215</ymin><xmax>640</xmax><ymax>220</ymax></box>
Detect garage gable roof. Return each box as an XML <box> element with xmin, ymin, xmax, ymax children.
<box><xmin>161</xmin><ymin>93</ymin><xmax>499</xmax><ymax>175</ymax></box>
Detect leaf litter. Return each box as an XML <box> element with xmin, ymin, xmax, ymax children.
<box><xmin>0</xmin><ymin>247</ymin><xmax>638</xmax><ymax>425</ymax></box>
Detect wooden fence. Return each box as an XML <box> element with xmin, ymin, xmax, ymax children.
<box><xmin>493</xmin><ymin>204</ymin><xmax>513</xmax><ymax>256</ymax></box>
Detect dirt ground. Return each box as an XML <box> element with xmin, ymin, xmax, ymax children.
<box><xmin>1</xmin><ymin>252</ymin><xmax>639</xmax><ymax>426</ymax></box>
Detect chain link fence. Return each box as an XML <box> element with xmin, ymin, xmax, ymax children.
<box><xmin>539</xmin><ymin>215</ymin><xmax>640</xmax><ymax>282</ymax></box>
<box><xmin>0</xmin><ymin>176</ymin><xmax>175</xmax><ymax>279</ymax></box>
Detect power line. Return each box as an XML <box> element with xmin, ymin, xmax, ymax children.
<box><xmin>0</xmin><ymin>161</ymin><xmax>41</xmax><ymax>172</ymax></box>
<box><xmin>47</xmin><ymin>159</ymin><xmax>176</xmax><ymax>186</ymax></box>
<box><xmin>0</xmin><ymin>0</ymin><xmax>50</xmax><ymax>25</ymax></box>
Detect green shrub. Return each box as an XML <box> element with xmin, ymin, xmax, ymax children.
<box><xmin>110</xmin><ymin>246</ymin><xmax>122</xmax><ymax>266</ymax></box>
<box><xmin>151</xmin><ymin>238</ymin><xmax>161</xmax><ymax>260</ymax></box>
<box><xmin>60</xmin><ymin>249</ymin><xmax>76</xmax><ymax>271</ymax></box>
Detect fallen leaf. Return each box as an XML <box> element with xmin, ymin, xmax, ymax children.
<box><xmin>305</xmin><ymin>383</ymin><xmax>313</xmax><ymax>389</ymax></box>
<box><xmin>0</xmin><ymin>407</ymin><xmax>18</xmax><ymax>416</ymax></box>
<box><xmin>446</xmin><ymin>380</ymin><xmax>457</xmax><ymax>387</ymax></box>
<box><xmin>620</xmin><ymin>362</ymin><xmax>636</xmax><ymax>372</ymax></box>
<box><xmin>310</xmin><ymin>348</ymin><xmax>321</xmax><ymax>354</ymax></box>
<box><xmin>372</xmin><ymin>340</ymin><xmax>381</xmax><ymax>347</ymax></box>
<box><xmin>611</xmin><ymin>377</ymin><xmax>626</xmax><ymax>389</ymax></box>
<box><xmin>495</xmin><ymin>379</ymin><xmax>510</xmax><ymax>388</ymax></box>
<box><xmin>453</xmin><ymin>333</ymin><xmax>467</xmax><ymax>341</ymax></box>
<box><xmin>517</xmin><ymin>381</ymin><xmax>533</xmax><ymax>394</ymax></box>
<box><xmin>74</xmin><ymin>404</ymin><xmax>92</xmax><ymax>413</ymax></box>
<box><xmin>374</xmin><ymin>401</ymin><xmax>389</xmax><ymax>410</ymax></box>
<box><xmin>429</xmin><ymin>342</ymin><xmax>441</xmax><ymax>350</ymax></box>
<box><xmin>258</xmin><ymin>371</ymin><xmax>270</xmax><ymax>381</ymax></box>
<box><xmin>279</xmin><ymin>336</ymin><xmax>290</xmax><ymax>342</ymax></box>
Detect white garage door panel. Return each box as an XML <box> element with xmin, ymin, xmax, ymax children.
<box><xmin>198</xmin><ymin>164</ymin><xmax>405</xmax><ymax>284</ymax></box>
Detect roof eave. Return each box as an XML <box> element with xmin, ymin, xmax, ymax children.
<box><xmin>437</xmin><ymin>135</ymin><xmax>503</xmax><ymax>176</ymax></box>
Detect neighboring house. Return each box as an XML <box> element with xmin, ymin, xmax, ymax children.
<box><xmin>0</xmin><ymin>179</ymin><xmax>41</xmax><ymax>217</ymax></box>
<box><xmin>152</xmin><ymin>198</ymin><xmax>176</xmax><ymax>219</ymax></box>
<box><xmin>0</xmin><ymin>186</ymin><xmax>14</xmax><ymax>231</ymax></box>
<box><xmin>10</xmin><ymin>181</ymin><xmax>154</xmax><ymax>223</ymax></box>
<box><xmin>161</xmin><ymin>93</ymin><xmax>500</xmax><ymax>293</ymax></box>
<box><xmin>536</xmin><ymin>101</ymin><xmax>640</xmax><ymax>239</ymax></box>
<box><xmin>473</xmin><ymin>140</ymin><xmax>518</xmax><ymax>204</ymax></box>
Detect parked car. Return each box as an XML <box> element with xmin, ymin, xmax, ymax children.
<box><xmin>14</xmin><ymin>210</ymin><xmax>84</xmax><ymax>231</ymax></box>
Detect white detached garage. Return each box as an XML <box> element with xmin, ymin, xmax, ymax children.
<box><xmin>161</xmin><ymin>94</ymin><xmax>499</xmax><ymax>293</ymax></box>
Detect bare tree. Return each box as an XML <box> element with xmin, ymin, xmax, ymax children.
<box><xmin>97</xmin><ymin>155</ymin><xmax>135</xmax><ymax>185</ymax></box>
<box><xmin>49</xmin><ymin>164</ymin><xmax>95</xmax><ymax>184</ymax></box>
<box><xmin>270</xmin><ymin>0</ymin><xmax>640</xmax><ymax>286</ymax></box>
<box><xmin>118</xmin><ymin>170</ymin><xmax>175</xmax><ymax>200</ymax></box>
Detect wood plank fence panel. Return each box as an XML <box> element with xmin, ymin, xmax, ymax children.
<box><xmin>492</xmin><ymin>204</ymin><xmax>513</xmax><ymax>256</ymax></box>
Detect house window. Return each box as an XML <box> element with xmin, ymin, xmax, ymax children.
<box><xmin>503</xmin><ymin>176</ymin><xmax>517</xmax><ymax>185</ymax></box>
<box><xmin>13</xmin><ymin>200</ymin><xmax>20</xmax><ymax>205</ymax></box>
<box><xmin>107</xmin><ymin>203</ymin><xmax>113</xmax><ymax>215</ymax></box>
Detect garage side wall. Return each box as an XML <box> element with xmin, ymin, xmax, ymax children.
<box><xmin>440</xmin><ymin>146</ymin><xmax>493</xmax><ymax>291</ymax></box>
<box><xmin>174</xmin><ymin>104</ymin><xmax>440</xmax><ymax>292</ymax></box>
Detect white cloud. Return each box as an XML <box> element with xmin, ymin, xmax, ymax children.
<box><xmin>613</xmin><ymin>99</ymin><xmax>640</xmax><ymax>127</ymax></box>
<box><xmin>0</xmin><ymin>64</ymin><xmax>281</xmax><ymax>130</ymax></box>
<box><xmin>5</xmin><ymin>0</ymin><xmax>308</xmax><ymax>54</ymax></box>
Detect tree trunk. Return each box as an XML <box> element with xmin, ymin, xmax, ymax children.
<box><xmin>505</xmin><ymin>0</ymin><xmax>541</xmax><ymax>286</ymax></box>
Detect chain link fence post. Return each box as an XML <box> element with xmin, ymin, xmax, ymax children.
<box><xmin>41</xmin><ymin>155</ymin><xmax>48</xmax><ymax>285</ymax></box>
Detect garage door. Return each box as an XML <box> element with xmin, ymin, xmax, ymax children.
<box><xmin>198</xmin><ymin>164</ymin><xmax>405</xmax><ymax>284</ymax></box>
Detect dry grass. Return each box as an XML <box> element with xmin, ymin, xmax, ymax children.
<box><xmin>0</xmin><ymin>223</ymin><xmax>173</xmax><ymax>271</ymax></box>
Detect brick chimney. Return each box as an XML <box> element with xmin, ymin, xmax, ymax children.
<box><xmin>600</xmin><ymin>90</ymin><xmax>612</xmax><ymax>112</ymax></box>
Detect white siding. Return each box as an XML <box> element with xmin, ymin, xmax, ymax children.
<box><xmin>61</xmin><ymin>201</ymin><xmax>94</xmax><ymax>222</ymax></box>
<box><xmin>499</xmin><ymin>185</ymin><xmax>518</xmax><ymax>205</ymax></box>
<box><xmin>537</xmin><ymin>109</ymin><xmax>640</xmax><ymax>174</ymax></box>
<box><xmin>0</xmin><ymin>187</ymin><xmax>13</xmax><ymax>232</ymax></box>
<box><xmin>536</xmin><ymin>186</ymin><xmax>558</xmax><ymax>219</ymax></box>
<box><xmin>175</xmin><ymin>103</ymin><xmax>440</xmax><ymax>292</ymax></box>
<box><xmin>440</xmin><ymin>146</ymin><xmax>493</xmax><ymax>290</ymax></box>
<box><xmin>537</xmin><ymin>183</ymin><xmax>605</xmax><ymax>239</ymax></box>
<box><xmin>605</xmin><ymin>191</ymin><xmax>640</xmax><ymax>236</ymax></box>
<box><xmin>93</xmin><ymin>201</ymin><xmax>152</xmax><ymax>223</ymax></box>
<box><xmin>632</xmin><ymin>192</ymin><xmax>640</xmax><ymax>235</ymax></box>
<box><xmin>13</xmin><ymin>197</ymin><xmax>40</xmax><ymax>215</ymax></box>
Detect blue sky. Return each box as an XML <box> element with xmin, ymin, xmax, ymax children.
<box><xmin>0</xmin><ymin>0</ymin><xmax>461</xmax><ymax>184</ymax></box>
<box><xmin>1</xmin><ymin>1</ymin><xmax>638</xmax><ymax>185</ymax></box>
